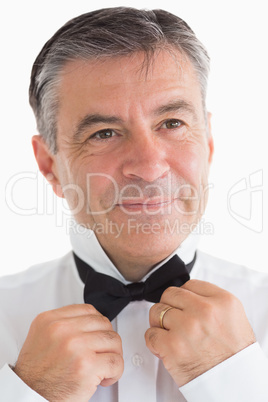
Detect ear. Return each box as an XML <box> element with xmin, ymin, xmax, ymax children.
<box><xmin>206</xmin><ymin>111</ymin><xmax>214</xmax><ymax>165</ymax></box>
<box><xmin>32</xmin><ymin>135</ymin><xmax>64</xmax><ymax>198</ymax></box>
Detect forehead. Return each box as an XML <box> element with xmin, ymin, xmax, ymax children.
<box><xmin>57</xmin><ymin>50</ymin><xmax>203</xmax><ymax>126</ymax></box>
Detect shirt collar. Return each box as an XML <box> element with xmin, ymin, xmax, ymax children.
<box><xmin>70</xmin><ymin>221</ymin><xmax>199</xmax><ymax>285</ymax></box>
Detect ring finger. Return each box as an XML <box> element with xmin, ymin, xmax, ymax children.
<box><xmin>149</xmin><ymin>303</ymin><xmax>182</xmax><ymax>330</ymax></box>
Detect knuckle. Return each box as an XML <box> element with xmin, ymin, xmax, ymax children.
<box><xmin>88</xmin><ymin>313</ymin><xmax>112</xmax><ymax>329</ymax></box>
<box><xmin>109</xmin><ymin>332</ymin><xmax>123</xmax><ymax>353</ymax></box>
<box><xmin>98</xmin><ymin>314</ymin><xmax>113</xmax><ymax>328</ymax></box>
<box><xmin>202</xmin><ymin>299</ymin><xmax>214</xmax><ymax>313</ymax></box>
<box><xmin>113</xmin><ymin>331</ymin><xmax>122</xmax><ymax>345</ymax></box>
<box><xmin>46</xmin><ymin>319</ymin><xmax>68</xmax><ymax>340</ymax></box>
<box><xmin>185</xmin><ymin>316</ymin><xmax>201</xmax><ymax>334</ymax></box>
<box><xmin>222</xmin><ymin>291</ymin><xmax>241</xmax><ymax>309</ymax></box>
<box><xmin>30</xmin><ymin>311</ymin><xmax>52</xmax><ymax>332</ymax></box>
<box><xmin>168</xmin><ymin>333</ymin><xmax>186</xmax><ymax>354</ymax></box>
<box><xmin>73</xmin><ymin>354</ymin><xmax>95</xmax><ymax>377</ymax></box>
<box><xmin>118</xmin><ymin>355</ymin><xmax>124</xmax><ymax>375</ymax></box>
<box><xmin>183</xmin><ymin>279</ymin><xmax>198</xmax><ymax>288</ymax></box>
<box><xmin>32</xmin><ymin>311</ymin><xmax>49</xmax><ymax>325</ymax></box>
<box><xmin>87</xmin><ymin>311</ymin><xmax>113</xmax><ymax>330</ymax></box>
<box><xmin>107</xmin><ymin>353</ymin><xmax>123</xmax><ymax>371</ymax></box>
<box><xmin>145</xmin><ymin>328</ymin><xmax>158</xmax><ymax>349</ymax></box>
<box><xmin>149</xmin><ymin>303</ymin><xmax>158</xmax><ymax>320</ymax></box>
<box><xmin>199</xmin><ymin>300</ymin><xmax>216</xmax><ymax>322</ymax></box>
<box><xmin>161</xmin><ymin>286</ymin><xmax>184</xmax><ymax>305</ymax></box>
<box><xmin>94</xmin><ymin>330</ymin><xmax>122</xmax><ymax>352</ymax></box>
<box><xmin>63</xmin><ymin>335</ymin><xmax>81</xmax><ymax>354</ymax></box>
<box><xmin>83</xmin><ymin>303</ymin><xmax>98</xmax><ymax>315</ymax></box>
<box><xmin>161</xmin><ymin>286</ymin><xmax>180</xmax><ymax>300</ymax></box>
<box><xmin>102</xmin><ymin>330</ymin><xmax>120</xmax><ymax>343</ymax></box>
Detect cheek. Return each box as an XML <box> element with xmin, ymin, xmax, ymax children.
<box><xmin>88</xmin><ymin>175</ymin><xmax>119</xmax><ymax>208</ymax></box>
<box><xmin>68</xmin><ymin>155</ymin><xmax>119</xmax><ymax>190</ymax></box>
<box><xmin>171</xmin><ymin>146</ymin><xmax>208</xmax><ymax>187</ymax></box>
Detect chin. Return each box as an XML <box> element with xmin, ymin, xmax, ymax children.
<box><xmin>115</xmin><ymin>228</ymin><xmax>188</xmax><ymax>259</ymax></box>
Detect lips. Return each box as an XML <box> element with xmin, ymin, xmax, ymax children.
<box><xmin>116</xmin><ymin>198</ymin><xmax>177</xmax><ymax>211</ymax></box>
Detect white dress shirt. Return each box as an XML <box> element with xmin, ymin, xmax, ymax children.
<box><xmin>1</xmin><ymin>225</ymin><xmax>268</xmax><ymax>401</ymax></box>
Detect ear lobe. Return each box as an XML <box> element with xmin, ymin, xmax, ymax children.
<box><xmin>32</xmin><ymin>135</ymin><xmax>64</xmax><ymax>198</ymax></box>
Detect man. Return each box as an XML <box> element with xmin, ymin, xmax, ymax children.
<box><xmin>0</xmin><ymin>6</ymin><xmax>268</xmax><ymax>401</ymax></box>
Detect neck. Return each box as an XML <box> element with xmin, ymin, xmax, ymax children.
<box><xmin>100</xmin><ymin>248</ymin><xmax>168</xmax><ymax>282</ymax></box>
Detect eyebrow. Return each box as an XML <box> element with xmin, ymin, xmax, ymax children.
<box><xmin>74</xmin><ymin>113</ymin><xmax>123</xmax><ymax>140</ymax></box>
<box><xmin>73</xmin><ymin>99</ymin><xmax>197</xmax><ymax>141</ymax></box>
<box><xmin>153</xmin><ymin>99</ymin><xmax>197</xmax><ymax>119</ymax></box>
<box><xmin>73</xmin><ymin>114</ymin><xmax>123</xmax><ymax>142</ymax></box>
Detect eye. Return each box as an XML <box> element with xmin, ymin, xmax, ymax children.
<box><xmin>89</xmin><ymin>129</ymin><xmax>116</xmax><ymax>140</ymax></box>
<box><xmin>162</xmin><ymin>119</ymin><xmax>183</xmax><ymax>129</ymax></box>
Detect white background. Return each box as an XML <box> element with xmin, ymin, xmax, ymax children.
<box><xmin>0</xmin><ymin>0</ymin><xmax>267</xmax><ymax>276</ymax></box>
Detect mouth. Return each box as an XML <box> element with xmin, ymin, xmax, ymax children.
<box><xmin>115</xmin><ymin>198</ymin><xmax>178</xmax><ymax>211</ymax></box>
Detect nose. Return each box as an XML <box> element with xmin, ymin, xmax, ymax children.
<box><xmin>122</xmin><ymin>133</ymin><xmax>170</xmax><ymax>182</ymax></box>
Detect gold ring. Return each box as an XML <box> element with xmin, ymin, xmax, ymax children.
<box><xmin>159</xmin><ymin>306</ymin><xmax>173</xmax><ymax>329</ymax></box>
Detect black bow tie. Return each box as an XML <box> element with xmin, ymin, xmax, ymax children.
<box><xmin>73</xmin><ymin>253</ymin><xmax>195</xmax><ymax>321</ymax></box>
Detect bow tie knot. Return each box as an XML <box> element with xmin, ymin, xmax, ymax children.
<box><xmin>127</xmin><ymin>282</ymin><xmax>145</xmax><ymax>301</ymax></box>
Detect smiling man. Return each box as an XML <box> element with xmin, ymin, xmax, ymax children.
<box><xmin>1</xmin><ymin>7</ymin><xmax>268</xmax><ymax>402</ymax></box>
<box><xmin>35</xmin><ymin>50</ymin><xmax>212</xmax><ymax>280</ymax></box>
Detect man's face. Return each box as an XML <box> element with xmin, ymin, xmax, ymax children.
<box><xmin>42</xmin><ymin>50</ymin><xmax>213</xmax><ymax>266</ymax></box>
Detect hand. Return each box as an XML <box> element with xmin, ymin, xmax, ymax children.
<box><xmin>14</xmin><ymin>304</ymin><xmax>124</xmax><ymax>401</ymax></box>
<box><xmin>145</xmin><ymin>280</ymin><xmax>256</xmax><ymax>387</ymax></box>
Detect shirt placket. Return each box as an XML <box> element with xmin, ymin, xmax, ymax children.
<box><xmin>117</xmin><ymin>301</ymin><xmax>157</xmax><ymax>402</ymax></box>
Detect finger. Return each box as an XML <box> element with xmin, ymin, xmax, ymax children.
<box><xmin>96</xmin><ymin>352</ymin><xmax>124</xmax><ymax>386</ymax></box>
<box><xmin>34</xmin><ymin>305</ymin><xmax>104</xmax><ymax>334</ymax></box>
<box><xmin>149</xmin><ymin>303</ymin><xmax>183</xmax><ymax>329</ymax></box>
<box><xmin>61</xmin><ymin>331</ymin><xmax>123</xmax><ymax>356</ymax></box>
<box><xmin>182</xmin><ymin>279</ymin><xmax>227</xmax><ymax>297</ymax></box>
<box><xmin>37</xmin><ymin>304</ymin><xmax>102</xmax><ymax>326</ymax></box>
<box><xmin>60</xmin><ymin>314</ymin><xmax>113</xmax><ymax>333</ymax></box>
<box><xmin>86</xmin><ymin>331</ymin><xmax>123</xmax><ymax>354</ymax></box>
<box><xmin>145</xmin><ymin>327</ymin><xmax>168</xmax><ymax>358</ymax></box>
<box><xmin>51</xmin><ymin>304</ymin><xmax>102</xmax><ymax>318</ymax></box>
<box><xmin>160</xmin><ymin>286</ymin><xmax>200</xmax><ymax>310</ymax></box>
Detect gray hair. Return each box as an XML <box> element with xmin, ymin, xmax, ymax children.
<box><xmin>29</xmin><ymin>7</ymin><xmax>210</xmax><ymax>153</ymax></box>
